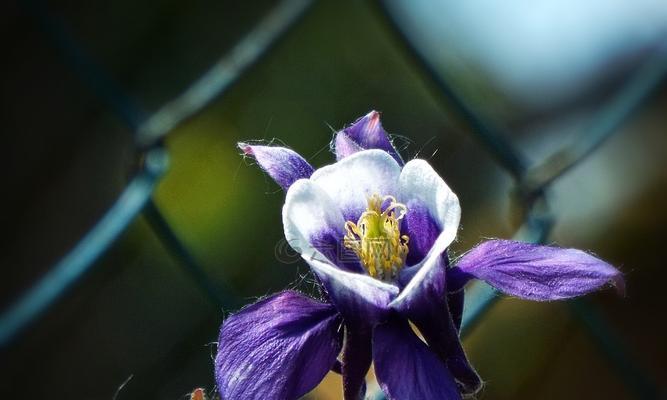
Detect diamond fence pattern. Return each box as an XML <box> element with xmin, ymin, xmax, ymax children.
<box><xmin>1</xmin><ymin>1</ymin><xmax>664</xmax><ymax>398</ymax></box>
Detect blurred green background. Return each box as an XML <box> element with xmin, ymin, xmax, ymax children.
<box><xmin>1</xmin><ymin>1</ymin><xmax>665</xmax><ymax>399</ymax></box>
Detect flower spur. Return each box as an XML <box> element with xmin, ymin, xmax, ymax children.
<box><xmin>215</xmin><ymin>111</ymin><xmax>624</xmax><ymax>400</ymax></box>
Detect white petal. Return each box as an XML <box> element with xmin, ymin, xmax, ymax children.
<box><xmin>390</xmin><ymin>246</ymin><xmax>444</xmax><ymax>308</ymax></box>
<box><xmin>394</xmin><ymin>159</ymin><xmax>461</xmax><ymax>304</ymax></box>
<box><xmin>283</xmin><ymin>173</ymin><xmax>399</xmax><ymax>324</ymax></box>
<box><xmin>306</xmin><ymin>256</ymin><xmax>399</xmax><ymax>325</ymax></box>
<box><xmin>398</xmin><ymin>159</ymin><xmax>461</xmax><ymax>253</ymax></box>
<box><xmin>310</xmin><ymin>150</ymin><xmax>402</xmax><ymax>220</ymax></box>
<box><xmin>283</xmin><ymin>179</ymin><xmax>346</xmax><ymax>261</ymax></box>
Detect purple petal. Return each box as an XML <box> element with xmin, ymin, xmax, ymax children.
<box><xmin>215</xmin><ymin>291</ymin><xmax>343</xmax><ymax>400</ymax></box>
<box><xmin>310</xmin><ymin>227</ymin><xmax>364</xmax><ymax>272</ymax></box>
<box><xmin>341</xmin><ymin>327</ymin><xmax>372</xmax><ymax>400</ymax></box>
<box><xmin>373</xmin><ymin>316</ymin><xmax>462</xmax><ymax>400</ymax></box>
<box><xmin>402</xmin><ymin>199</ymin><xmax>440</xmax><ymax>266</ymax></box>
<box><xmin>239</xmin><ymin>143</ymin><xmax>314</xmax><ymax>191</ymax></box>
<box><xmin>334</xmin><ymin>110</ymin><xmax>403</xmax><ymax>165</ymax></box>
<box><xmin>391</xmin><ymin>256</ymin><xmax>481</xmax><ymax>394</ymax></box>
<box><xmin>455</xmin><ymin>239</ymin><xmax>625</xmax><ymax>301</ymax></box>
<box><xmin>307</xmin><ymin>256</ymin><xmax>398</xmax><ymax>326</ymax></box>
<box><xmin>391</xmin><ymin>251</ymin><xmax>449</xmax><ymax>312</ymax></box>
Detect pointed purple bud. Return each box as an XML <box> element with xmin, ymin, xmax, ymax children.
<box><xmin>239</xmin><ymin>143</ymin><xmax>314</xmax><ymax>191</ymax></box>
<box><xmin>334</xmin><ymin>111</ymin><xmax>403</xmax><ymax>165</ymax></box>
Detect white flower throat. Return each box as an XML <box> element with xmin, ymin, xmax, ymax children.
<box><xmin>344</xmin><ymin>194</ymin><xmax>409</xmax><ymax>281</ymax></box>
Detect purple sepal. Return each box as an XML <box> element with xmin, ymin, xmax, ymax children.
<box><xmin>373</xmin><ymin>316</ymin><xmax>462</xmax><ymax>400</ymax></box>
<box><xmin>239</xmin><ymin>143</ymin><xmax>314</xmax><ymax>191</ymax></box>
<box><xmin>341</xmin><ymin>327</ymin><xmax>372</xmax><ymax>400</ymax></box>
<box><xmin>215</xmin><ymin>291</ymin><xmax>343</xmax><ymax>400</ymax></box>
<box><xmin>334</xmin><ymin>111</ymin><xmax>403</xmax><ymax>165</ymax></box>
<box><xmin>390</xmin><ymin>256</ymin><xmax>481</xmax><ymax>394</ymax></box>
<box><xmin>402</xmin><ymin>199</ymin><xmax>440</xmax><ymax>267</ymax></box>
<box><xmin>310</xmin><ymin>227</ymin><xmax>364</xmax><ymax>273</ymax></box>
<box><xmin>455</xmin><ymin>239</ymin><xmax>625</xmax><ymax>301</ymax></box>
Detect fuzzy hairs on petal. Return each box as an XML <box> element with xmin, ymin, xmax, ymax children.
<box><xmin>455</xmin><ymin>239</ymin><xmax>624</xmax><ymax>301</ymax></box>
<box><xmin>334</xmin><ymin>110</ymin><xmax>403</xmax><ymax>165</ymax></box>
<box><xmin>215</xmin><ymin>291</ymin><xmax>343</xmax><ymax>400</ymax></box>
<box><xmin>239</xmin><ymin>143</ymin><xmax>314</xmax><ymax>191</ymax></box>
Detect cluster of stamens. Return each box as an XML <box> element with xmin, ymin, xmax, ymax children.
<box><xmin>344</xmin><ymin>194</ymin><xmax>409</xmax><ymax>281</ymax></box>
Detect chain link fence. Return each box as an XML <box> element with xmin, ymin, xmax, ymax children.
<box><xmin>1</xmin><ymin>0</ymin><xmax>665</xmax><ymax>398</ymax></box>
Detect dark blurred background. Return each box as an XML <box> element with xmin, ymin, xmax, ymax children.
<box><xmin>1</xmin><ymin>1</ymin><xmax>666</xmax><ymax>399</ymax></box>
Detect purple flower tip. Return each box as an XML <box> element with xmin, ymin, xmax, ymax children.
<box><xmin>357</xmin><ymin>110</ymin><xmax>381</xmax><ymax>131</ymax></box>
<box><xmin>238</xmin><ymin>142</ymin><xmax>254</xmax><ymax>156</ymax></box>
<box><xmin>334</xmin><ymin>110</ymin><xmax>403</xmax><ymax>165</ymax></box>
<box><xmin>612</xmin><ymin>273</ymin><xmax>626</xmax><ymax>297</ymax></box>
<box><xmin>237</xmin><ymin>142</ymin><xmax>314</xmax><ymax>191</ymax></box>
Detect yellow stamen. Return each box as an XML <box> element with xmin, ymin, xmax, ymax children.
<box><xmin>344</xmin><ymin>194</ymin><xmax>409</xmax><ymax>281</ymax></box>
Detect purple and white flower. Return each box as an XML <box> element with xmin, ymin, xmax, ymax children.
<box><xmin>216</xmin><ymin>111</ymin><xmax>624</xmax><ymax>400</ymax></box>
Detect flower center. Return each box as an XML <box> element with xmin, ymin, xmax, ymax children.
<box><xmin>344</xmin><ymin>194</ymin><xmax>409</xmax><ymax>281</ymax></box>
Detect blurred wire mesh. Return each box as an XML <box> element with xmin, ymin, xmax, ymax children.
<box><xmin>1</xmin><ymin>1</ymin><xmax>666</xmax><ymax>399</ymax></box>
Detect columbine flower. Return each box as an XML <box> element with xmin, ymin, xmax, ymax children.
<box><xmin>215</xmin><ymin>111</ymin><xmax>624</xmax><ymax>400</ymax></box>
